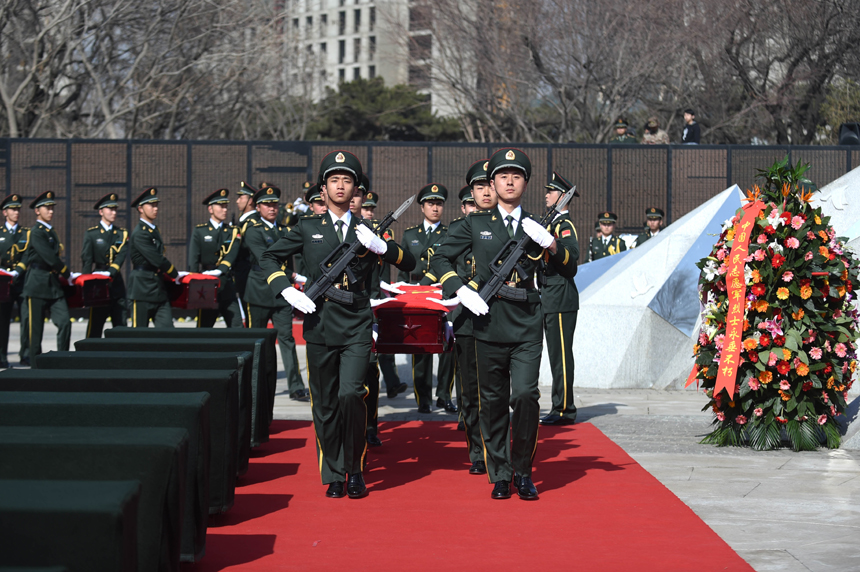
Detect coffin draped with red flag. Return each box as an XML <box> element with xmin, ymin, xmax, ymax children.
<box><xmin>372</xmin><ymin>285</ymin><xmax>453</xmax><ymax>354</ymax></box>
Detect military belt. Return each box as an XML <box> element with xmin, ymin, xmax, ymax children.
<box><xmin>93</xmin><ymin>263</ymin><xmax>108</xmax><ymax>271</ymax></box>
<box><xmin>28</xmin><ymin>262</ymin><xmax>53</xmax><ymax>272</ymax></box>
<box><xmin>201</xmin><ymin>264</ymin><xmax>217</xmax><ymax>271</ymax></box>
<box><xmin>133</xmin><ymin>263</ymin><xmax>158</xmax><ymax>272</ymax></box>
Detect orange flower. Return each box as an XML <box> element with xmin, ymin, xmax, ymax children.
<box><xmin>754</xmin><ymin>300</ymin><xmax>769</xmax><ymax>312</ymax></box>
<box><xmin>792</xmin><ymin>308</ymin><xmax>805</xmax><ymax>320</ymax></box>
<box><xmin>743</xmin><ymin>338</ymin><xmax>758</xmax><ymax>351</ymax></box>
<box><xmin>777</xmin><ymin>287</ymin><xmax>789</xmax><ymax>300</ymax></box>
<box><xmin>759</xmin><ymin>371</ymin><xmax>773</xmax><ymax>384</ymax></box>
<box><xmin>826</xmin><ymin>377</ymin><xmax>835</xmax><ymax>389</ymax></box>
<box><xmin>782</xmin><ymin>349</ymin><xmax>792</xmax><ymax>360</ymax></box>
<box><xmin>838</xmin><ymin>286</ymin><xmax>846</xmax><ymax>297</ymax></box>
<box><xmin>851</xmin><ymin>360</ymin><xmax>857</xmax><ymax>373</ymax></box>
<box><xmin>819</xmin><ymin>246</ymin><xmax>829</xmax><ymax>257</ymax></box>
<box><xmin>799</xmin><ymin>187</ymin><xmax>814</xmax><ymax>203</ymax></box>
<box><xmin>800</xmin><ymin>285</ymin><xmax>813</xmax><ymax>299</ymax></box>
<box><xmin>751</xmin><ymin>269</ymin><xmax>762</xmax><ymax>283</ymax></box>
<box><xmin>781</xmin><ymin>182</ymin><xmax>791</xmax><ymax>197</ymax></box>
<box><xmin>693</xmin><ymin>344</ymin><xmax>700</xmax><ymax>354</ymax></box>
<box><xmin>796</xmin><ymin>362</ymin><xmax>809</xmax><ymax>376</ymax></box>
<box><xmin>815</xmin><ymin>215</ymin><xmax>821</xmax><ymax>225</ymax></box>
<box><xmin>743</xmin><ymin>319</ymin><xmax>750</xmax><ymax>331</ymax></box>
<box><xmin>780</xmin><ymin>390</ymin><xmax>791</xmax><ymax>401</ymax></box>
<box><xmin>744</xmin><ymin>186</ymin><xmax>763</xmax><ymax>203</ymax></box>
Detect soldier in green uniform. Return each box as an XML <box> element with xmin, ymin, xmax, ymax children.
<box><xmin>306</xmin><ymin>184</ymin><xmax>327</xmax><ymax>216</ymax></box>
<box><xmin>242</xmin><ymin>185</ymin><xmax>308</xmax><ymax>402</ymax></box>
<box><xmin>23</xmin><ymin>191</ymin><xmax>76</xmax><ymax>357</ymax></box>
<box><xmin>261</xmin><ymin>150</ymin><xmax>415</xmax><ymax>499</ymax></box>
<box><xmin>609</xmin><ymin>116</ymin><xmax>637</xmax><ymax>144</ymax></box>
<box><xmin>431</xmin><ymin>148</ymin><xmax>578</xmax><ymax>500</ymax></box>
<box><xmin>397</xmin><ymin>184</ymin><xmax>457</xmax><ymax>414</ymax></box>
<box><xmin>128</xmin><ymin>187</ymin><xmax>184</xmax><ymax>328</ymax></box>
<box><xmin>188</xmin><ymin>188</ymin><xmax>243</xmax><ymax>328</ymax></box>
<box><xmin>81</xmin><ymin>193</ymin><xmax>129</xmax><ymax>337</ymax></box>
<box><xmin>588</xmin><ymin>211</ymin><xmax>627</xmax><ymax>262</ymax></box>
<box><xmin>539</xmin><ymin>172</ymin><xmax>580</xmax><ymax>426</ymax></box>
<box><xmin>0</xmin><ymin>194</ymin><xmax>29</xmax><ymax>367</ymax></box>
<box><xmin>234</xmin><ymin>181</ymin><xmax>260</xmax><ymax>314</ymax></box>
<box><xmin>450</xmin><ymin>161</ymin><xmax>493</xmax><ymax>474</ymax></box>
<box><xmin>635</xmin><ymin>207</ymin><xmax>664</xmax><ymax>247</ymax></box>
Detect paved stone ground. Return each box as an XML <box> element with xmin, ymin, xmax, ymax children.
<box><xmin>11</xmin><ymin>320</ymin><xmax>860</xmax><ymax>572</ymax></box>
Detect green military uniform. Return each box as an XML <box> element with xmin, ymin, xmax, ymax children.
<box><xmin>539</xmin><ymin>172</ymin><xmax>580</xmax><ymax>425</ymax></box>
<box><xmin>234</xmin><ymin>181</ymin><xmax>260</xmax><ymax>308</ymax></box>
<box><xmin>261</xmin><ymin>150</ymin><xmax>416</xmax><ymax>488</ymax></box>
<box><xmin>127</xmin><ymin>187</ymin><xmax>178</xmax><ymax>327</ymax></box>
<box><xmin>22</xmin><ymin>191</ymin><xmax>72</xmax><ymax>357</ymax></box>
<box><xmin>635</xmin><ymin>206</ymin><xmax>664</xmax><ymax>247</ymax></box>
<box><xmin>431</xmin><ymin>149</ymin><xmax>578</xmax><ymax>492</ymax></box>
<box><xmin>588</xmin><ymin>211</ymin><xmax>627</xmax><ymax>261</ymax></box>
<box><xmin>609</xmin><ymin>116</ymin><xmax>637</xmax><ymax>144</ymax></box>
<box><xmin>188</xmin><ymin>189</ymin><xmax>243</xmax><ymax>328</ymax></box>
<box><xmin>242</xmin><ymin>185</ymin><xmax>305</xmax><ymax>398</ymax></box>
<box><xmin>0</xmin><ymin>194</ymin><xmax>29</xmax><ymax>366</ymax></box>
<box><xmin>397</xmin><ymin>183</ymin><xmax>456</xmax><ymax>413</ymax></box>
<box><xmin>81</xmin><ymin>193</ymin><xmax>129</xmax><ymax>337</ymax></box>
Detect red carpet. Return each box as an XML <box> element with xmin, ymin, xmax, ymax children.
<box><xmin>185</xmin><ymin>421</ymin><xmax>753</xmax><ymax>571</ymax></box>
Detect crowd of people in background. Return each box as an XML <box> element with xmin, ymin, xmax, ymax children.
<box><xmin>609</xmin><ymin>109</ymin><xmax>700</xmax><ymax>145</ymax></box>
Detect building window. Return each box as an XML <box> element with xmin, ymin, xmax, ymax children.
<box><xmin>354</xmin><ymin>9</ymin><xmax>361</xmax><ymax>33</ymax></box>
<box><xmin>369</xmin><ymin>7</ymin><xmax>375</xmax><ymax>31</ymax></box>
<box><xmin>292</xmin><ymin>18</ymin><xmax>299</xmax><ymax>29</ymax></box>
<box><xmin>338</xmin><ymin>10</ymin><xmax>346</xmax><ymax>34</ymax></box>
<box><xmin>409</xmin><ymin>4</ymin><xmax>431</xmax><ymax>32</ymax></box>
<box><xmin>306</xmin><ymin>15</ymin><xmax>313</xmax><ymax>31</ymax></box>
<box><xmin>408</xmin><ymin>64</ymin><xmax>430</xmax><ymax>89</ymax></box>
<box><xmin>338</xmin><ymin>39</ymin><xmax>345</xmax><ymax>63</ymax></box>
<box><xmin>369</xmin><ymin>36</ymin><xmax>376</xmax><ymax>61</ymax></box>
<box><xmin>338</xmin><ymin>68</ymin><xmax>345</xmax><ymax>81</ymax></box>
<box><xmin>320</xmin><ymin>14</ymin><xmax>327</xmax><ymax>34</ymax></box>
<box><xmin>353</xmin><ymin>67</ymin><xmax>360</xmax><ymax>80</ymax></box>
<box><xmin>320</xmin><ymin>42</ymin><xmax>327</xmax><ymax>55</ymax></box>
<box><xmin>353</xmin><ymin>38</ymin><xmax>360</xmax><ymax>62</ymax></box>
<box><xmin>369</xmin><ymin>65</ymin><xmax>375</xmax><ymax>79</ymax></box>
<box><xmin>410</xmin><ymin>34</ymin><xmax>432</xmax><ymax>60</ymax></box>
<box><xmin>339</xmin><ymin>0</ymin><xmax>345</xmax><ymax>6</ymax></box>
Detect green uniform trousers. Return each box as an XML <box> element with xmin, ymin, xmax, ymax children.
<box><xmin>130</xmin><ymin>300</ymin><xmax>173</xmax><ymax>328</ymax></box>
<box><xmin>85</xmin><ymin>298</ymin><xmax>127</xmax><ymax>338</ymax></box>
<box><xmin>197</xmin><ymin>298</ymin><xmax>243</xmax><ymax>329</ymax></box>
<box><xmin>455</xmin><ymin>335</ymin><xmax>482</xmax><ymax>463</ymax></box>
<box><xmin>27</xmin><ymin>296</ymin><xmax>71</xmax><ymax>357</ymax></box>
<box><xmin>378</xmin><ymin>353</ymin><xmax>401</xmax><ymax>392</ymax></box>
<box><xmin>246</xmin><ymin>304</ymin><xmax>303</xmax><ymax>396</ymax></box>
<box><xmin>365</xmin><ymin>354</ymin><xmax>380</xmax><ymax>436</ymax></box>
<box><xmin>306</xmin><ymin>340</ymin><xmax>371</xmax><ymax>484</ymax></box>
<box><xmin>475</xmin><ymin>338</ymin><xmax>542</xmax><ymax>483</ymax></box>
<box><xmin>411</xmin><ymin>350</ymin><xmax>455</xmax><ymax>407</ymax></box>
<box><xmin>0</xmin><ymin>297</ymin><xmax>28</xmax><ymax>362</ymax></box>
<box><xmin>544</xmin><ymin>311</ymin><xmax>578</xmax><ymax>420</ymax></box>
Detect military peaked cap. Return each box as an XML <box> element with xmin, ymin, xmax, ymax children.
<box><xmin>418</xmin><ymin>183</ymin><xmax>448</xmax><ymax>203</ymax></box>
<box><xmin>94</xmin><ymin>193</ymin><xmax>120</xmax><ymax>210</ymax></box>
<box><xmin>1</xmin><ymin>194</ymin><xmax>23</xmax><ymax>210</ymax></box>
<box><xmin>645</xmin><ymin>207</ymin><xmax>664</xmax><ymax>219</ymax></box>
<box><xmin>487</xmin><ymin>148</ymin><xmax>531</xmax><ymax>181</ymax></box>
<box><xmin>545</xmin><ymin>171</ymin><xmax>579</xmax><ymax>196</ymax></box>
<box><xmin>598</xmin><ymin>211</ymin><xmax>618</xmax><ymax>223</ymax></box>
<box><xmin>203</xmin><ymin>188</ymin><xmax>230</xmax><ymax>206</ymax></box>
<box><xmin>318</xmin><ymin>150</ymin><xmax>363</xmax><ymax>186</ymax></box>
<box><xmin>305</xmin><ymin>184</ymin><xmax>322</xmax><ymax>203</ymax></box>
<box><xmin>458</xmin><ymin>185</ymin><xmax>475</xmax><ymax>204</ymax></box>
<box><xmin>254</xmin><ymin>185</ymin><xmax>281</xmax><ymax>204</ymax></box>
<box><xmin>30</xmin><ymin>191</ymin><xmax>57</xmax><ymax>209</ymax></box>
<box><xmin>466</xmin><ymin>159</ymin><xmax>489</xmax><ymax>186</ymax></box>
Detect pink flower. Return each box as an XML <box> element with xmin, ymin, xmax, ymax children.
<box><xmin>785</xmin><ymin>237</ymin><xmax>800</xmax><ymax>249</ymax></box>
<box><xmin>716</xmin><ymin>249</ymin><xmax>727</xmax><ymax>261</ymax></box>
<box><xmin>822</xmin><ymin>391</ymin><xmax>829</xmax><ymax>403</ymax></box>
<box><xmin>805</xmin><ymin>251</ymin><xmax>814</xmax><ymax>261</ymax></box>
<box><xmin>809</xmin><ymin>347</ymin><xmax>823</xmax><ymax>360</ymax></box>
<box><xmin>748</xmin><ymin>377</ymin><xmax>761</xmax><ymax>391</ymax></box>
<box><xmin>735</xmin><ymin>415</ymin><xmax>748</xmax><ymax>425</ymax></box>
<box><xmin>714</xmin><ymin>334</ymin><xmax>725</xmax><ymax>350</ymax></box>
<box><xmin>757</xmin><ymin>234</ymin><xmax>768</xmax><ymax>244</ymax></box>
<box><xmin>782</xmin><ymin>271</ymin><xmax>794</xmax><ymax>282</ymax></box>
<box><xmin>791</xmin><ymin>216</ymin><xmax>805</xmax><ymax>230</ymax></box>
<box><xmin>835</xmin><ymin>343</ymin><xmax>847</xmax><ymax>357</ymax></box>
<box><xmin>699</xmin><ymin>331</ymin><xmax>709</xmax><ymax>345</ymax></box>
<box><xmin>716</xmin><ymin>412</ymin><xmax>726</xmax><ymax>421</ymax></box>
<box><xmin>754</xmin><ymin>408</ymin><xmax>764</xmax><ymax>417</ymax></box>
<box><xmin>830</xmin><ymin>405</ymin><xmax>837</xmax><ymax>416</ymax></box>
<box><xmin>754</xmin><ymin>249</ymin><xmax>767</xmax><ymax>261</ymax></box>
<box><xmin>824</xmin><ymin>340</ymin><xmax>831</xmax><ymax>351</ymax></box>
<box><xmin>718</xmin><ymin>263</ymin><xmax>728</xmax><ymax>275</ymax></box>
<box><xmin>807</xmin><ymin>231</ymin><xmax>816</xmax><ymax>240</ymax></box>
<box><xmin>818</xmin><ymin>414</ymin><xmax>828</xmax><ymax>425</ymax></box>
<box><xmin>779</xmin><ymin>380</ymin><xmax>790</xmax><ymax>390</ymax></box>
<box><xmin>768</xmin><ymin>352</ymin><xmax>779</xmax><ymax>366</ymax></box>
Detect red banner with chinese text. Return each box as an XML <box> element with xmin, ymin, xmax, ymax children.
<box><xmin>714</xmin><ymin>200</ymin><xmax>765</xmax><ymax>398</ymax></box>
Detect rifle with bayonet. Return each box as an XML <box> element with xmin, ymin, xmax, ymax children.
<box><xmin>478</xmin><ymin>186</ymin><xmax>576</xmax><ymax>302</ymax></box>
<box><xmin>304</xmin><ymin>194</ymin><xmax>415</xmax><ymax>305</ymax></box>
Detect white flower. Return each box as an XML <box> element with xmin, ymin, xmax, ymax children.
<box><xmin>721</xmin><ymin>218</ymin><xmax>735</xmax><ymax>232</ymax></box>
<box><xmin>768</xmin><ymin>240</ymin><xmax>783</xmax><ymax>254</ymax></box>
<box><xmin>744</xmin><ymin>265</ymin><xmax>753</xmax><ymax>284</ymax></box>
<box><xmin>702</xmin><ymin>261</ymin><xmax>719</xmax><ymax>281</ymax></box>
<box><xmin>767</xmin><ymin>208</ymin><xmax>784</xmax><ymax>228</ymax></box>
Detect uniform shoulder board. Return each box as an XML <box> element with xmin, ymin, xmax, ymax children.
<box><xmin>196</xmin><ymin>223</ymin><xmax>208</xmax><ymax>228</ymax></box>
<box><xmin>471</xmin><ymin>210</ymin><xmax>492</xmax><ymax>216</ymax></box>
<box><xmin>405</xmin><ymin>224</ymin><xmax>420</xmax><ymax>231</ymax></box>
<box><xmin>87</xmin><ymin>225</ymin><xmax>98</xmax><ymax>231</ymax></box>
<box><xmin>449</xmin><ymin>216</ymin><xmax>465</xmax><ymax>224</ymax></box>
<box><xmin>301</xmin><ymin>213</ymin><xmax>321</xmax><ymax>219</ymax></box>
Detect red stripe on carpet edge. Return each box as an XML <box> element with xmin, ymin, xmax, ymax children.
<box><xmin>185</xmin><ymin>420</ymin><xmax>753</xmax><ymax>572</ymax></box>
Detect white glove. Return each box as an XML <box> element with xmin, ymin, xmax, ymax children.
<box><xmin>68</xmin><ymin>272</ymin><xmax>82</xmax><ymax>281</ymax></box>
<box><xmin>293</xmin><ymin>273</ymin><xmax>308</xmax><ymax>285</ymax></box>
<box><xmin>521</xmin><ymin>217</ymin><xmax>554</xmax><ymax>249</ymax></box>
<box><xmin>281</xmin><ymin>287</ymin><xmax>317</xmax><ymax>314</ymax></box>
<box><xmin>203</xmin><ymin>269</ymin><xmax>222</xmax><ymax>277</ymax></box>
<box><xmin>356</xmin><ymin>224</ymin><xmax>388</xmax><ymax>255</ymax></box>
<box><xmin>93</xmin><ymin>271</ymin><xmax>110</xmax><ymax>277</ymax></box>
<box><xmin>426</xmin><ymin>297</ymin><xmax>460</xmax><ymax>312</ymax></box>
<box><xmin>177</xmin><ymin>271</ymin><xmax>190</xmax><ymax>278</ymax></box>
<box><xmin>9</xmin><ymin>270</ymin><xmax>19</xmax><ymax>278</ymax></box>
<box><xmin>380</xmin><ymin>281</ymin><xmax>405</xmax><ymax>294</ymax></box>
<box><xmin>456</xmin><ymin>285</ymin><xmax>489</xmax><ymax>316</ymax></box>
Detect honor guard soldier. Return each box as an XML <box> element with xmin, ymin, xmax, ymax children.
<box><xmin>234</xmin><ymin>181</ymin><xmax>260</xmax><ymax>311</ymax></box>
<box><xmin>128</xmin><ymin>187</ymin><xmax>184</xmax><ymax>327</ymax></box>
<box><xmin>361</xmin><ymin>186</ymin><xmax>407</xmax><ymax>402</ymax></box>
<box><xmin>539</xmin><ymin>172</ymin><xmax>580</xmax><ymax>426</ymax></box>
<box><xmin>589</xmin><ymin>211</ymin><xmax>626</xmax><ymax>262</ymax></box>
<box><xmin>397</xmin><ymin>183</ymin><xmax>457</xmax><ymax>414</ymax></box>
<box><xmin>305</xmin><ymin>183</ymin><xmax>328</xmax><ymax>216</ymax></box>
<box><xmin>635</xmin><ymin>207</ymin><xmax>664</xmax><ymax>247</ymax></box>
<box><xmin>431</xmin><ymin>148</ymin><xmax>578</xmax><ymax>500</ymax></box>
<box><xmin>452</xmin><ymin>159</ymin><xmax>497</xmax><ymax>472</ymax></box>
<box><xmin>261</xmin><ymin>150</ymin><xmax>416</xmax><ymax>499</ymax></box>
<box><xmin>23</xmin><ymin>191</ymin><xmax>77</xmax><ymax>357</ymax></box>
<box><xmin>609</xmin><ymin>116</ymin><xmax>637</xmax><ymax>144</ymax></box>
<box><xmin>81</xmin><ymin>193</ymin><xmax>129</xmax><ymax>337</ymax></box>
<box><xmin>242</xmin><ymin>185</ymin><xmax>308</xmax><ymax>401</ymax></box>
<box><xmin>188</xmin><ymin>189</ymin><xmax>243</xmax><ymax>328</ymax></box>
<box><xmin>0</xmin><ymin>194</ymin><xmax>29</xmax><ymax>366</ymax></box>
